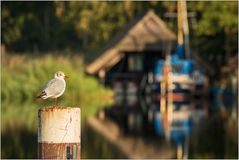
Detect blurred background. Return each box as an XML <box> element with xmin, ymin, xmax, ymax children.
<box><xmin>1</xmin><ymin>1</ymin><xmax>238</xmax><ymax>159</ymax></box>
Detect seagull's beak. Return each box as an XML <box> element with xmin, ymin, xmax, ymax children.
<box><xmin>64</xmin><ymin>75</ymin><xmax>69</xmax><ymax>79</ymax></box>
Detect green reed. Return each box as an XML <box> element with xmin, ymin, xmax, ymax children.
<box><xmin>1</xmin><ymin>53</ymin><xmax>113</xmax><ymax>133</ymax></box>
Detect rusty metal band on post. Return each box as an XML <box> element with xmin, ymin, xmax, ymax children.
<box><xmin>38</xmin><ymin>107</ymin><xmax>81</xmax><ymax>159</ymax></box>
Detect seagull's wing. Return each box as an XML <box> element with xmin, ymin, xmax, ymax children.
<box><xmin>36</xmin><ymin>90</ymin><xmax>47</xmax><ymax>99</ymax></box>
<box><xmin>44</xmin><ymin>78</ymin><xmax>65</xmax><ymax>97</ymax></box>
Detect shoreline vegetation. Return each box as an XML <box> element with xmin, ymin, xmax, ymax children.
<box><xmin>1</xmin><ymin>52</ymin><xmax>113</xmax><ymax>133</ymax></box>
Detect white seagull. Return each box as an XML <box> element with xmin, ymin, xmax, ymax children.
<box><xmin>36</xmin><ymin>71</ymin><xmax>68</xmax><ymax>106</ymax></box>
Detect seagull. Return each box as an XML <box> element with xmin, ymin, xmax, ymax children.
<box><xmin>36</xmin><ymin>71</ymin><xmax>68</xmax><ymax>106</ymax></box>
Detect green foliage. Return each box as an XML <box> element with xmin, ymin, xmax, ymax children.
<box><xmin>189</xmin><ymin>1</ymin><xmax>238</xmax><ymax>35</ymax></box>
<box><xmin>189</xmin><ymin>1</ymin><xmax>238</xmax><ymax>69</ymax></box>
<box><xmin>2</xmin><ymin>2</ymin><xmax>78</xmax><ymax>51</ymax></box>
<box><xmin>1</xmin><ymin>1</ymin><xmax>165</xmax><ymax>52</ymax></box>
<box><xmin>162</xmin><ymin>1</ymin><xmax>238</xmax><ymax>71</ymax></box>
<box><xmin>2</xmin><ymin>2</ymin><xmax>25</xmax><ymax>46</ymax></box>
<box><xmin>1</xmin><ymin>1</ymin><xmax>238</xmax><ymax>72</ymax></box>
<box><xmin>55</xmin><ymin>1</ymin><xmax>168</xmax><ymax>51</ymax></box>
<box><xmin>1</xmin><ymin>54</ymin><xmax>113</xmax><ymax>133</ymax></box>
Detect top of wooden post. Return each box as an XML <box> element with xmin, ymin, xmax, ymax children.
<box><xmin>38</xmin><ymin>106</ymin><xmax>81</xmax><ymax>143</ymax></box>
<box><xmin>39</xmin><ymin>106</ymin><xmax>80</xmax><ymax>111</ymax></box>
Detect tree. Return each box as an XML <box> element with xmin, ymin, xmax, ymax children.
<box><xmin>1</xmin><ymin>1</ymin><xmax>238</xmax><ymax>61</ymax></box>
<box><xmin>189</xmin><ymin>1</ymin><xmax>238</xmax><ymax>71</ymax></box>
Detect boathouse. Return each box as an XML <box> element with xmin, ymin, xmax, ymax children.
<box><xmin>86</xmin><ymin>10</ymin><xmax>177</xmax><ymax>90</ymax></box>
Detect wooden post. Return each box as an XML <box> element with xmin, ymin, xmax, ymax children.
<box><xmin>38</xmin><ymin>107</ymin><xmax>81</xmax><ymax>159</ymax></box>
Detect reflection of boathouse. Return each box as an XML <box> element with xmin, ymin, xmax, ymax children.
<box><xmin>86</xmin><ymin>10</ymin><xmax>177</xmax><ymax>91</ymax></box>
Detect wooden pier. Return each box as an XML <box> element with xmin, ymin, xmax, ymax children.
<box><xmin>86</xmin><ymin>116</ymin><xmax>176</xmax><ymax>159</ymax></box>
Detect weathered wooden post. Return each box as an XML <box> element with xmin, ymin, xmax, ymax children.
<box><xmin>38</xmin><ymin>107</ymin><xmax>81</xmax><ymax>159</ymax></box>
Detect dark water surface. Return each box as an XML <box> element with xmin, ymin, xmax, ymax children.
<box><xmin>1</xmin><ymin>97</ymin><xmax>238</xmax><ymax>159</ymax></box>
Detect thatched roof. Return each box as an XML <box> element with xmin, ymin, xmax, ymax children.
<box><xmin>86</xmin><ymin>10</ymin><xmax>177</xmax><ymax>75</ymax></box>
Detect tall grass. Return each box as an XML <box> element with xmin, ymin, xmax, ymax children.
<box><xmin>1</xmin><ymin>53</ymin><xmax>113</xmax><ymax>133</ymax></box>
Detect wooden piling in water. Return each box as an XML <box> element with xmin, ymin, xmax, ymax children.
<box><xmin>38</xmin><ymin>107</ymin><xmax>81</xmax><ymax>159</ymax></box>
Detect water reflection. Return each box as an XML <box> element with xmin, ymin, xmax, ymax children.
<box><xmin>100</xmin><ymin>93</ymin><xmax>237</xmax><ymax>159</ymax></box>
<box><xmin>1</xmin><ymin>128</ymin><xmax>37</xmax><ymax>158</ymax></box>
<box><xmin>81</xmin><ymin>125</ymin><xmax>127</xmax><ymax>159</ymax></box>
<box><xmin>1</xmin><ymin>103</ymin><xmax>39</xmax><ymax>159</ymax></box>
<box><xmin>1</xmin><ymin>93</ymin><xmax>237</xmax><ymax>159</ymax></box>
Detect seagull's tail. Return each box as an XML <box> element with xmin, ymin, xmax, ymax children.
<box><xmin>36</xmin><ymin>91</ymin><xmax>47</xmax><ymax>99</ymax></box>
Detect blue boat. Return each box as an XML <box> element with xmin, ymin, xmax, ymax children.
<box><xmin>148</xmin><ymin>45</ymin><xmax>208</xmax><ymax>102</ymax></box>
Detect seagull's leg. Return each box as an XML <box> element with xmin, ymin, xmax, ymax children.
<box><xmin>55</xmin><ymin>98</ymin><xmax>57</xmax><ymax>107</ymax></box>
<box><xmin>52</xmin><ymin>98</ymin><xmax>55</xmax><ymax>107</ymax></box>
<box><xmin>54</xmin><ymin>98</ymin><xmax>56</xmax><ymax>107</ymax></box>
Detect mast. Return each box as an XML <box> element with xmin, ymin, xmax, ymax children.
<box><xmin>177</xmin><ymin>0</ymin><xmax>184</xmax><ymax>45</ymax></box>
<box><xmin>182</xmin><ymin>0</ymin><xmax>190</xmax><ymax>58</ymax></box>
<box><xmin>177</xmin><ymin>0</ymin><xmax>190</xmax><ymax>58</ymax></box>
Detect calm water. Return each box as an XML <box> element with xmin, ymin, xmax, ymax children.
<box><xmin>1</xmin><ymin>95</ymin><xmax>238</xmax><ymax>159</ymax></box>
<box><xmin>98</xmin><ymin>94</ymin><xmax>238</xmax><ymax>159</ymax></box>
